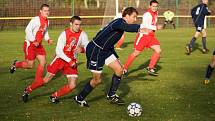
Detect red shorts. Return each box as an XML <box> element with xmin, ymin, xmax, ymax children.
<box><xmin>23</xmin><ymin>41</ymin><xmax>46</xmax><ymax>60</ymax></box>
<box><xmin>47</xmin><ymin>57</ymin><xmax>78</xmax><ymax>76</ymax></box>
<box><xmin>134</xmin><ymin>33</ymin><xmax>160</xmax><ymax>51</ymax></box>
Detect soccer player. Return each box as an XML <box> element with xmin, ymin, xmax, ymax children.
<box><xmin>115</xmin><ymin>7</ymin><xmax>126</xmax><ymax>50</ymax></box>
<box><xmin>22</xmin><ymin>16</ymin><xmax>89</xmax><ymax>103</ymax></box>
<box><xmin>163</xmin><ymin>9</ymin><xmax>175</xmax><ymax>29</ymax></box>
<box><xmin>74</xmin><ymin>7</ymin><xmax>145</xmax><ymax>107</ymax></box>
<box><xmin>123</xmin><ymin>0</ymin><xmax>162</xmax><ymax>76</ymax></box>
<box><xmin>185</xmin><ymin>0</ymin><xmax>211</xmax><ymax>55</ymax></box>
<box><xmin>204</xmin><ymin>49</ymin><xmax>215</xmax><ymax>84</ymax></box>
<box><xmin>10</xmin><ymin>4</ymin><xmax>53</xmax><ymax>84</ymax></box>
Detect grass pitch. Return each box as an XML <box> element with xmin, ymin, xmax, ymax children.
<box><xmin>0</xmin><ymin>27</ymin><xmax>215</xmax><ymax>121</ymax></box>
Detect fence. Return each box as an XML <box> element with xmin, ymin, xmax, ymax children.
<box><xmin>0</xmin><ymin>0</ymin><xmax>214</xmax><ymax>30</ymax></box>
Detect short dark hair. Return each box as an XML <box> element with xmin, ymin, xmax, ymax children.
<box><xmin>150</xmin><ymin>0</ymin><xmax>159</xmax><ymax>6</ymax></box>
<box><xmin>70</xmin><ymin>16</ymin><xmax>81</xmax><ymax>23</ymax></box>
<box><xmin>122</xmin><ymin>7</ymin><xmax>138</xmax><ymax>17</ymax></box>
<box><xmin>40</xmin><ymin>4</ymin><xmax>49</xmax><ymax>10</ymax></box>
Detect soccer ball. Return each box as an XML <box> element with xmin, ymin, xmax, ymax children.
<box><xmin>127</xmin><ymin>102</ymin><xmax>142</xmax><ymax>117</ymax></box>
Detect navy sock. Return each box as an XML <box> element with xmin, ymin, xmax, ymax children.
<box><xmin>205</xmin><ymin>64</ymin><xmax>214</xmax><ymax>79</ymax></box>
<box><xmin>202</xmin><ymin>37</ymin><xmax>207</xmax><ymax>49</ymax></box>
<box><xmin>189</xmin><ymin>37</ymin><xmax>196</xmax><ymax>48</ymax></box>
<box><xmin>77</xmin><ymin>82</ymin><xmax>94</xmax><ymax>101</ymax></box>
<box><xmin>108</xmin><ymin>74</ymin><xmax>121</xmax><ymax>96</ymax></box>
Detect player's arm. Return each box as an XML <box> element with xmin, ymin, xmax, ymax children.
<box><xmin>112</xmin><ymin>19</ymin><xmax>140</xmax><ymax>32</ymax></box>
<box><xmin>25</xmin><ymin>17</ymin><xmax>37</xmax><ymax>42</ymax></box>
<box><xmin>75</xmin><ymin>31</ymin><xmax>89</xmax><ymax>53</ymax></box>
<box><xmin>56</xmin><ymin>31</ymin><xmax>72</xmax><ymax>63</ymax></box>
<box><xmin>204</xmin><ymin>5</ymin><xmax>211</xmax><ymax>15</ymax></box>
<box><xmin>44</xmin><ymin>29</ymin><xmax>53</xmax><ymax>45</ymax></box>
<box><xmin>140</xmin><ymin>12</ymin><xmax>157</xmax><ymax>30</ymax></box>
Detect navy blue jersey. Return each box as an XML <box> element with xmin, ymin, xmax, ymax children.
<box><xmin>91</xmin><ymin>18</ymin><xmax>140</xmax><ymax>50</ymax></box>
<box><xmin>191</xmin><ymin>3</ymin><xmax>210</xmax><ymax>25</ymax></box>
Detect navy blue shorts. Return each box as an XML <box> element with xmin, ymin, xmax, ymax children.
<box><xmin>86</xmin><ymin>42</ymin><xmax>118</xmax><ymax>72</ymax></box>
<box><xmin>213</xmin><ymin>49</ymin><xmax>215</xmax><ymax>55</ymax></box>
<box><xmin>195</xmin><ymin>24</ymin><xmax>204</xmax><ymax>32</ymax></box>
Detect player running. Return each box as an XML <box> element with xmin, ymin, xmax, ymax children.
<box><xmin>123</xmin><ymin>0</ymin><xmax>162</xmax><ymax>76</ymax></box>
<box><xmin>73</xmin><ymin>7</ymin><xmax>146</xmax><ymax>107</ymax></box>
<box><xmin>185</xmin><ymin>0</ymin><xmax>211</xmax><ymax>55</ymax></box>
<box><xmin>9</xmin><ymin>4</ymin><xmax>53</xmax><ymax>85</ymax></box>
<box><xmin>204</xmin><ymin>49</ymin><xmax>215</xmax><ymax>84</ymax></box>
<box><xmin>22</xmin><ymin>16</ymin><xmax>89</xmax><ymax>103</ymax></box>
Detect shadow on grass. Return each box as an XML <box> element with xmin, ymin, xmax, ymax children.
<box><xmin>127</xmin><ymin>59</ymin><xmax>162</xmax><ymax>76</ymax></box>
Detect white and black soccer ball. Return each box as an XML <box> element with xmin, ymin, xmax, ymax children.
<box><xmin>127</xmin><ymin>102</ymin><xmax>142</xmax><ymax>117</ymax></box>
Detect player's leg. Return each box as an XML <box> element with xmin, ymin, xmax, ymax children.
<box><xmin>170</xmin><ymin>21</ymin><xmax>176</xmax><ymax>29</ymax></box>
<box><xmin>74</xmin><ymin>72</ymin><xmax>101</xmax><ymax>107</ymax></box>
<box><xmin>50</xmin><ymin>76</ymin><xmax>78</xmax><ymax>103</ymax></box>
<box><xmin>201</xmin><ymin>29</ymin><xmax>209</xmax><ymax>54</ymax></box>
<box><xmin>147</xmin><ymin>45</ymin><xmax>161</xmax><ymax>76</ymax></box>
<box><xmin>106</xmin><ymin>58</ymin><xmax>125</xmax><ymax>105</ymax></box>
<box><xmin>124</xmin><ymin>33</ymin><xmax>145</xmax><ymax>75</ymax></box>
<box><xmin>186</xmin><ymin>31</ymin><xmax>201</xmax><ymax>55</ymax></box>
<box><xmin>123</xmin><ymin>49</ymin><xmax>141</xmax><ymax>74</ymax></box>
<box><xmin>35</xmin><ymin>54</ymin><xmax>46</xmax><ymax>81</ymax></box>
<box><xmin>22</xmin><ymin>72</ymin><xmax>54</xmax><ymax>103</ymax></box>
<box><xmin>163</xmin><ymin>20</ymin><xmax>168</xmax><ymax>29</ymax></box>
<box><xmin>10</xmin><ymin>42</ymin><xmax>35</xmax><ymax>73</ymax></box>
<box><xmin>116</xmin><ymin>33</ymin><xmax>125</xmax><ymax>50</ymax></box>
<box><xmin>204</xmin><ymin>51</ymin><xmax>215</xmax><ymax>84</ymax></box>
<box><xmin>74</xmin><ymin>44</ymin><xmax>101</xmax><ymax>107</ymax></box>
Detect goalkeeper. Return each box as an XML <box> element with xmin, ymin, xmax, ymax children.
<box><xmin>163</xmin><ymin>9</ymin><xmax>175</xmax><ymax>29</ymax></box>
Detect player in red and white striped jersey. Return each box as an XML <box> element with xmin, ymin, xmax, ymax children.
<box><xmin>10</xmin><ymin>4</ymin><xmax>53</xmax><ymax>84</ymax></box>
<box><xmin>22</xmin><ymin>16</ymin><xmax>89</xmax><ymax>103</ymax></box>
<box><xmin>124</xmin><ymin>0</ymin><xmax>162</xmax><ymax>76</ymax></box>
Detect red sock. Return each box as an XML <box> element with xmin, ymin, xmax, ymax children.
<box><xmin>26</xmin><ymin>78</ymin><xmax>44</xmax><ymax>93</ymax></box>
<box><xmin>116</xmin><ymin>34</ymin><xmax>125</xmax><ymax>48</ymax></box>
<box><xmin>149</xmin><ymin>52</ymin><xmax>160</xmax><ymax>69</ymax></box>
<box><xmin>52</xmin><ymin>85</ymin><xmax>72</xmax><ymax>98</ymax></box>
<box><xmin>15</xmin><ymin>61</ymin><xmax>28</xmax><ymax>68</ymax></box>
<box><xmin>124</xmin><ymin>53</ymin><xmax>137</xmax><ymax>70</ymax></box>
<box><xmin>35</xmin><ymin>64</ymin><xmax>44</xmax><ymax>81</ymax></box>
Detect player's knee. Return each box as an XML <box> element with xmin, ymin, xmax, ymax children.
<box><xmin>115</xmin><ymin>67</ymin><xmax>123</xmax><ymax>76</ymax></box>
<box><xmin>68</xmin><ymin>82</ymin><xmax>76</xmax><ymax>89</ymax></box>
<box><xmin>91</xmin><ymin>78</ymin><xmax>102</xmax><ymax>86</ymax></box>
<box><xmin>39</xmin><ymin>61</ymin><xmax>46</xmax><ymax>67</ymax></box>
<box><xmin>202</xmin><ymin>32</ymin><xmax>206</xmax><ymax>37</ymax></box>
<box><xmin>133</xmin><ymin>50</ymin><xmax>141</xmax><ymax>57</ymax></box>
<box><xmin>211</xmin><ymin>59</ymin><xmax>215</xmax><ymax>67</ymax></box>
<box><xmin>155</xmin><ymin>48</ymin><xmax>162</xmax><ymax>54</ymax></box>
<box><xmin>27</xmin><ymin>63</ymin><xmax>34</xmax><ymax>69</ymax></box>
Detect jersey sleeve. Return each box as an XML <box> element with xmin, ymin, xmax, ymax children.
<box><xmin>112</xmin><ymin>19</ymin><xmax>140</xmax><ymax>32</ymax></box>
<box><xmin>25</xmin><ymin>17</ymin><xmax>37</xmax><ymax>42</ymax></box>
<box><xmin>203</xmin><ymin>5</ymin><xmax>211</xmax><ymax>15</ymax></box>
<box><xmin>140</xmin><ymin>12</ymin><xmax>157</xmax><ymax>30</ymax></box>
<box><xmin>44</xmin><ymin>29</ymin><xmax>50</xmax><ymax>41</ymax></box>
<box><xmin>55</xmin><ymin>31</ymin><xmax>71</xmax><ymax>63</ymax></box>
<box><xmin>77</xmin><ymin>31</ymin><xmax>89</xmax><ymax>51</ymax></box>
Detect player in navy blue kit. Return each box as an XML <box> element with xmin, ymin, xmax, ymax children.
<box><xmin>204</xmin><ymin>49</ymin><xmax>215</xmax><ymax>84</ymax></box>
<box><xmin>73</xmin><ymin>7</ymin><xmax>145</xmax><ymax>107</ymax></box>
<box><xmin>186</xmin><ymin>0</ymin><xmax>211</xmax><ymax>55</ymax></box>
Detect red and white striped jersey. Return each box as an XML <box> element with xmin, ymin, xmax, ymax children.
<box><xmin>55</xmin><ymin>28</ymin><xmax>89</xmax><ymax>63</ymax></box>
<box><xmin>140</xmin><ymin>9</ymin><xmax>158</xmax><ymax>35</ymax></box>
<box><xmin>25</xmin><ymin>15</ymin><xmax>50</xmax><ymax>43</ymax></box>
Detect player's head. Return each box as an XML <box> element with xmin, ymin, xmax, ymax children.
<box><xmin>149</xmin><ymin>0</ymin><xmax>159</xmax><ymax>12</ymax></box>
<box><xmin>202</xmin><ymin>0</ymin><xmax>208</xmax><ymax>4</ymax></box>
<box><xmin>70</xmin><ymin>16</ymin><xmax>82</xmax><ymax>32</ymax></box>
<box><xmin>122</xmin><ymin>7</ymin><xmax>138</xmax><ymax>24</ymax></box>
<box><xmin>40</xmin><ymin>4</ymin><xmax>50</xmax><ymax>18</ymax></box>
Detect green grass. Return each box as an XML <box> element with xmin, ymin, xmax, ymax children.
<box><xmin>0</xmin><ymin>27</ymin><xmax>215</xmax><ymax>121</ymax></box>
